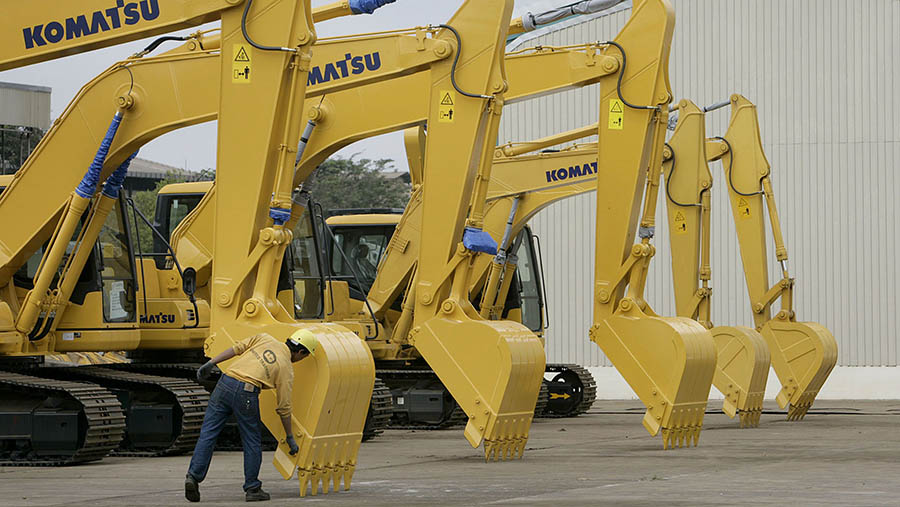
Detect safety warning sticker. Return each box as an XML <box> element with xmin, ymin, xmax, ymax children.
<box><xmin>233</xmin><ymin>44</ymin><xmax>252</xmax><ymax>84</ymax></box>
<box><xmin>737</xmin><ymin>197</ymin><xmax>752</xmax><ymax>219</ymax></box>
<box><xmin>674</xmin><ymin>211</ymin><xmax>687</xmax><ymax>234</ymax></box>
<box><xmin>439</xmin><ymin>90</ymin><xmax>455</xmax><ymax>123</ymax></box>
<box><xmin>608</xmin><ymin>99</ymin><xmax>624</xmax><ymax>130</ymax></box>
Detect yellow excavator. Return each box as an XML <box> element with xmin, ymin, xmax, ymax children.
<box><xmin>664</xmin><ymin>95</ymin><xmax>837</xmax><ymax>422</ymax></box>
<box><xmin>158</xmin><ymin>6</ymin><xmax>676</xmax><ymax>455</ymax></box>
<box><xmin>0</xmin><ymin>0</ymin><xmax>453</xmax><ymax>495</ymax></box>
<box><xmin>4</xmin><ymin>0</ymin><xmax>575</xmax><ymax>483</ymax></box>
<box><xmin>155</xmin><ymin>2</ymin><xmax>696</xmax><ymax>452</ymax></box>
<box><xmin>158</xmin><ymin>0</ymin><xmax>576</xmax><ymax>462</ymax></box>
<box><xmin>163</xmin><ymin>0</ymin><xmax>720</xmax><ymax>450</ymax></box>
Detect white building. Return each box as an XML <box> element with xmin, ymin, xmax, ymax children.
<box><xmin>499</xmin><ymin>0</ymin><xmax>900</xmax><ymax>399</ymax></box>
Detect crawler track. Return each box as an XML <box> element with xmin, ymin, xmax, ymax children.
<box><xmin>0</xmin><ymin>371</ymin><xmax>125</xmax><ymax>466</ymax></box>
<box><xmin>38</xmin><ymin>366</ymin><xmax>208</xmax><ymax>456</ymax></box>
<box><xmin>540</xmin><ymin>364</ymin><xmax>596</xmax><ymax>418</ymax></box>
<box><xmin>363</xmin><ymin>378</ymin><xmax>393</xmax><ymax>441</ymax></box>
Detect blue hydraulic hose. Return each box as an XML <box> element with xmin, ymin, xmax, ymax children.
<box><xmin>349</xmin><ymin>0</ymin><xmax>396</xmax><ymax>14</ymax></box>
<box><xmin>75</xmin><ymin>112</ymin><xmax>123</xmax><ymax>199</ymax></box>
<box><xmin>101</xmin><ymin>150</ymin><xmax>140</xmax><ymax>199</ymax></box>
<box><xmin>269</xmin><ymin>207</ymin><xmax>292</xmax><ymax>226</ymax></box>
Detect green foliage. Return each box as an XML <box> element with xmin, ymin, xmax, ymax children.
<box><xmin>307</xmin><ymin>156</ymin><xmax>410</xmax><ymax>213</ymax></box>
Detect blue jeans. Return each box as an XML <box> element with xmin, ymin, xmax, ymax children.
<box><xmin>188</xmin><ymin>374</ymin><xmax>262</xmax><ymax>491</ymax></box>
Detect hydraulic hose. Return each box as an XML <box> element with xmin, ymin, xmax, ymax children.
<box><xmin>663</xmin><ymin>143</ymin><xmax>702</xmax><ymax>208</ymax></box>
<box><xmin>713</xmin><ymin>136</ymin><xmax>763</xmax><ymax>197</ymax></box>
<box><xmin>241</xmin><ymin>0</ymin><xmax>299</xmax><ymax>53</ymax></box>
<box><xmin>435</xmin><ymin>24</ymin><xmax>492</xmax><ymax>100</ymax></box>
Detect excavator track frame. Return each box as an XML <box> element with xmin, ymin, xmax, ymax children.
<box><xmin>35</xmin><ymin>366</ymin><xmax>208</xmax><ymax>456</ymax></box>
<box><xmin>0</xmin><ymin>370</ymin><xmax>125</xmax><ymax>466</ymax></box>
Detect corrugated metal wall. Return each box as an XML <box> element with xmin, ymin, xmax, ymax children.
<box><xmin>499</xmin><ymin>0</ymin><xmax>900</xmax><ymax>368</ymax></box>
<box><xmin>0</xmin><ymin>82</ymin><xmax>51</xmax><ymax>130</ymax></box>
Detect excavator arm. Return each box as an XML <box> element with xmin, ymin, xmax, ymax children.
<box><xmin>587</xmin><ymin>0</ymin><xmax>716</xmax><ymax>449</ymax></box>
<box><xmin>663</xmin><ymin>100</ymin><xmax>769</xmax><ymax>427</ymax></box>
<box><xmin>706</xmin><ymin>95</ymin><xmax>837</xmax><ymax>421</ymax></box>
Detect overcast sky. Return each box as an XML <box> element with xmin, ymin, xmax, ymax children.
<box><xmin>0</xmin><ymin>1</ymin><xmax>562</xmax><ymax>174</ymax></box>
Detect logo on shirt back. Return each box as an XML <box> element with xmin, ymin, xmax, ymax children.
<box><xmin>262</xmin><ymin>350</ymin><xmax>277</xmax><ymax>364</ymax></box>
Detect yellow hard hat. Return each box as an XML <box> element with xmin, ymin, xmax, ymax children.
<box><xmin>288</xmin><ymin>329</ymin><xmax>319</xmax><ymax>356</ymax></box>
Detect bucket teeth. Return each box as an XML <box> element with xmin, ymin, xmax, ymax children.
<box><xmin>787</xmin><ymin>402</ymin><xmax>810</xmax><ymax>421</ymax></box>
<box><xmin>297</xmin><ymin>461</ymin><xmax>356</xmax><ymax>497</ymax></box>
<box><xmin>484</xmin><ymin>434</ymin><xmax>528</xmax><ymax>462</ymax></box>
<box><xmin>738</xmin><ymin>409</ymin><xmax>762</xmax><ymax>428</ymax></box>
<box><xmin>659</xmin><ymin>408</ymin><xmax>705</xmax><ymax>450</ymax></box>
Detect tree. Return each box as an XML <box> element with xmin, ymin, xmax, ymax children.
<box><xmin>306</xmin><ymin>156</ymin><xmax>410</xmax><ymax>213</ymax></box>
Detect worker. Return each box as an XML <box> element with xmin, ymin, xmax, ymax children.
<box><xmin>184</xmin><ymin>329</ymin><xmax>319</xmax><ymax>503</ymax></box>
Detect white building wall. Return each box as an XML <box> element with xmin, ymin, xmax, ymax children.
<box><xmin>499</xmin><ymin>1</ymin><xmax>900</xmax><ymax>396</ymax></box>
<box><xmin>0</xmin><ymin>82</ymin><xmax>51</xmax><ymax>130</ymax></box>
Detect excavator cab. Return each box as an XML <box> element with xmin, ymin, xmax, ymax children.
<box><xmin>321</xmin><ymin>210</ymin><xmax>547</xmax><ymax>333</ymax></box>
<box><xmin>150</xmin><ymin>182</ymin><xmax>210</xmax><ymax>269</ymax></box>
<box><xmin>324</xmin><ymin>210</ymin><xmax>403</xmax><ymax>302</ymax></box>
<box><xmin>9</xmin><ymin>192</ymin><xmax>141</xmax><ymax>345</ymax></box>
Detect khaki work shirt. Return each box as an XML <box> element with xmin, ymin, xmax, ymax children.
<box><xmin>226</xmin><ymin>333</ymin><xmax>294</xmax><ymax>417</ymax></box>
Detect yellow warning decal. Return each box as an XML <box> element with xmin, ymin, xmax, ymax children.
<box><xmin>674</xmin><ymin>211</ymin><xmax>688</xmax><ymax>234</ymax></box>
<box><xmin>438</xmin><ymin>90</ymin><xmax>455</xmax><ymax>123</ymax></box>
<box><xmin>737</xmin><ymin>197</ymin><xmax>752</xmax><ymax>219</ymax></box>
<box><xmin>233</xmin><ymin>44</ymin><xmax>252</xmax><ymax>84</ymax></box>
<box><xmin>608</xmin><ymin>99</ymin><xmax>624</xmax><ymax>130</ymax></box>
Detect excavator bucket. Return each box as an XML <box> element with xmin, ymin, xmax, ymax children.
<box><xmin>213</xmin><ymin>323</ymin><xmax>374</xmax><ymax>497</ymax></box>
<box><xmin>590</xmin><ymin>307</ymin><xmax>717</xmax><ymax>449</ymax></box>
<box><xmin>762</xmin><ymin>320</ymin><xmax>837</xmax><ymax>420</ymax></box>
<box><xmin>414</xmin><ymin>316</ymin><xmax>546</xmax><ymax>461</ymax></box>
<box><xmin>710</xmin><ymin>326</ymin><xmax>770</xmax><ymax>427</ymax></box>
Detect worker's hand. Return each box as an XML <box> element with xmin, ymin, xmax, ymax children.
<box><xmin>286</xmin><ymin>435</ymin><xmax>299</xmax><ymax>456</ymax></box>
<box><xmin>196</xmin><ymin>361</ymin><xmax>216</xmax><ymax>381</ymax></box>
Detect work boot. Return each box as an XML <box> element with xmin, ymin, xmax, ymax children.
<box><xmin>184</xmin><ymin>474</ymin><xmax>200</xmax><ymax>502</ymax></box>
<box><xmin>245</xmin><ymin>487</ymin><xmax>270</xmax><ymax>502</ymax></box>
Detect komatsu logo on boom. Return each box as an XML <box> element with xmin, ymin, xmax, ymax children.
<box><xmin>545</xmin><ymin>161</ymin><xmax>598</xmax><ymax>182</ymax></box>
<box><xmin>22</xmin><ymin>0</ymin><xmax>160</xmax><ymax>50</ymax></box>
<box><xmin>307</xmin><ymin>52</ymin><xmax>382</xmax><ymax>86</ymax></box>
